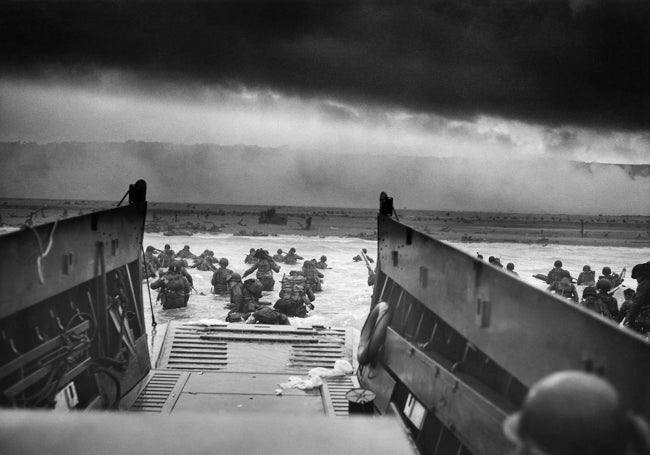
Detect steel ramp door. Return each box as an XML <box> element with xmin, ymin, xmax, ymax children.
<box><xmin>129</xmin><ymin>322</ymin><xmax>358</xmax><ymax>415</ymax></box>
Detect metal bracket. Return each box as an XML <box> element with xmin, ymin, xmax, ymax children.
<box><xmin>475</xmin><ymin>298</ymin><xmax>491</xmax><ymax>328</ymax></box>
<box><xmin>62</xmin><ymin>252</ymin><xmax>74</xmax><ymax>275</ymax></box>
<box><xmin>419</xmin><ymin>266</ymin><xmax>428</xmax><ymax>288</ymax></box>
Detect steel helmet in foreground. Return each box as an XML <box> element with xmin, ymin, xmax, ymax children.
<box><xmin>503</xmin><ymin>370</ymin><xmax>649</xmax><ymax>455</ymax></box>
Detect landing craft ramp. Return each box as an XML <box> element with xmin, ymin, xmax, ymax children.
<box><xmin>124</xmin><ymin>322</ymin><xmax>359</xmax><ymax>416</ymax></box>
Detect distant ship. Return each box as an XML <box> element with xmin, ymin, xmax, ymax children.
<box><xmin>1</xmin><ymin>180</ymin><xmax>649</xmax><ymax>455</ymax></box>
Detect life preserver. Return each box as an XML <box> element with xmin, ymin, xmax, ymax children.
<box><xmin>357</xmin><ymin>301</ymin><xmax>391</xmax><ymax>365</ymax></box>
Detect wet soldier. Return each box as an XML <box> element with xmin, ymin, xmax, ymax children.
<box><xmin>227</xmin><ymin>273</ymin><xmax>258</xmax><ymax>315</ymax></box>
<box><xmin>506</xmin><ymin>262</ymin><xmax>518</xmax><ymax>276</ymax></box>
<box><xmin>211</xmin><ymin>258</ymin><xmax>233</xmax><ymax>295</ymax></box>
<box><xmin>243</xmin><ymin>249</ymin><xmax>280</xmax><ymax>291</ymax></box>
<box><xmin>577</xmin><ymin>265</ymin><xmax>596</xmax><ymax>286</ymax></box>
<box><xmin>617</xmin><ymin>288</ymin><xmax>636</xmax><ymax>324</ymax></box>
<box><xmin>192</xmin><ymin>258</ymin><xmax>216</xmax><ymax>271</ymax></box>
<box><xmin>283</xmin><ymin>247</ymin><xmax>304</xmax><ymax>265</ymax></box>
<box><xmin>244</xmin><ymin>248</ymin><xmax>258</xmax><ymax>265</ymax></box>
<box><xmin>502</xmin><ymin>370</ymin><xmax>650</xmax><ymax>455</ymax></box>
<box><xmin>192</xmin><ymin>250</ymin><xmax>217</xmax><ymax>271</ymax></box>
<box><xmin>596</xmin><ymin>279</ymin><xmax>618</xmax><ymax>321</ymax></box>
<box><xmin>273</xmin><ymin>249</ymin><xmax>285</xmax><ymax>262</ymax></box>
<box><xmin>176</xmin><ymin>245</ymin><xmax>197</xmax><ymax>260</ymax></box>
<box><xmin>548</xmin><ymin>273</ymin><xmax>579</xmax><ymax>303</ymax></box>
<box><xmin>624</xmin><ymin>262</ymin><xmax>650</xmax><ymax>334</ymax></box>
<box><xmin>599</xmin><ymin>266</ymin><xmax>622</xmax><ymax>288</ymax></box>
<box><xmin>158</xmin><ymin>244</ymin><xmax>175</xmax><ymax>268</ymax></box>
<box><xmin>176</xmin><ymin>259</ymin><xmax>194</xmax><ymax>288</ymax></box>
<box><xmin>546</xmin><ymin>260</ymin><xmax>568</xmax><ymax>286</ymax></box>
<box><xmin>275</xmin><ymin>274</ymin><xmax>315</xmax><ymax>318</ymax></box>
<box><xmin>353</xmin><ymin>248</ymin><xmax>374</xmax><ymax>263</ymax></box>
<box><xmin>580</xmin><ymin>286</ymin><xmax>610</xmax><ymax>318</ymax></box>
<box><xmin>301</xmin><ymin>259</ymin><xmax>324</xmax><ymax>292</ymax></box>
<box><xmin>150</xmin><ymin>261</ymin><xmax>192</xmax><ymax>309</ymax></box>
<box><xmin>315</xmin><ymin>255</ymin><xmax>328</xmax><ymax>270</ymax></box>
<box><xmin>143</xmin><ymin>246</ymin><xmax>161</xmax><ymax>278</ymax></box>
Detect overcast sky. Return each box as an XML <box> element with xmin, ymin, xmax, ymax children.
<box><xmin>0</xmin><ymin>0</ymin><xmax>648</xmax><ymax>212</ymax></box>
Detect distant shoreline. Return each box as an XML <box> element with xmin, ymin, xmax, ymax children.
<box><xmin>1</xmin><ymin>199</ymin><xmax>648</xmax><ymax>248</ymax></box>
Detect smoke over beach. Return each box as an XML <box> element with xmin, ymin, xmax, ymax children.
<box><xmin>1</xmin><ymin>141</ymin><xmax>648</xmax><ymax>215</ymax></box>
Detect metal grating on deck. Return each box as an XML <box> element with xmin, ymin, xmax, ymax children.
<box><xmin>322</xmin><ymin>375</ymin><xmax>360</xmax><ymax>417</ymax></box>
<box><xmin>157</xmin><ymin>322</ymin><xmax>351</xmax><ymax>374</ymax></box>
<box><xmin>290</xmin><ymin>335</ymin><xmax>346</xmax><ymax>369</ymax></box>
<box><xmin>129</xmin><ymin>370</ymin><xmax>187</xmax><ymax>413</ymax></box>
<box><xmin>164</xmin><ymin>324</ymin><xmax>228</xmax><ymax>371</ymax></box>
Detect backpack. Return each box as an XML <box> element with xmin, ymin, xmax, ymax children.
<box><xmin>212</xmin><ymin>268</ymin><xmax>231</xmax><ymax>285</ymax></box>
<box><xmin>226</xmin><ymin>311</ymin><xmax>246</xmax><ymax>323</ymax></box>
<box><xmin>253</xmin><ymin>306</ymin><xmax>289</xmax><ymax>325</ymax></box>
<box><xmin>581</xmin><ymin>296</ymin><xmax>611</xmax><ymax>318</ymax></box>
<box><xmin>279</xmin><ymin>275</ymin><xmax>310</xmax><ymax>303</ymax></box>
<box><xmin>244</xmin><ymin>278</ymin><xmax>263</xmax><ymax>298</ymax></box>
<box><xmin>165</xmin><ymin>273</ymin><xmax>186</xmax><ymax>293</ymax></box>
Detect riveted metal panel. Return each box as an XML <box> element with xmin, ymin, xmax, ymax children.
<box><xmin>0</xmin><ymin>204</ymin><xmax>146</xmax><ymax>319</ymax></box>
<box><xmin>384</xmin><ymin>328</ymin><xmax>514</xmax><ymax>455</ymax></box>
<box><xmin>377</xmin><ymin>215</ymin><xmax>650</xmax><ymax>417</ymax></box>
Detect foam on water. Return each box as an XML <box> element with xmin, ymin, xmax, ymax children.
<box><xmin>141</xmin><ymin>233</ymin><xmax>650</xmax><ymax>339</ymax></box>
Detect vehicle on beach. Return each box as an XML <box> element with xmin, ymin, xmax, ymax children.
<box><xmin>1</xmin><ymin>181</ymin><xmax>649</xmax><ymax>455</ymax></box>
<box><xmin>258</xmin><ymin>207</ymin><xmax>288</xmax><ymax>225</ymax></box>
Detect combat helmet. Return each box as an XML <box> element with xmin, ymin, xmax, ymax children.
<box><xmin>596</xmin><ymin>278</ymin><xmax>612</xmax><ymax>293</ymax></box>
<box><xmin>244</xmin><ymin>278</ymin><xmax>262</xmax><ymax>297</ymax></box>
<box><xmin>320</xmin><ymin>255</ymin><xmax>327</xmax><ymax>262</ymax></box>
<box><xmin>631</xmin><ymin>262</ymin><xmax>650</xmax><ymax>280</ymax></box>
<box><xmin>503</xmin><ymin>370</ymin><xmax>626</xmax><ymax>455</ymax></box>
<box><xmin>554</xmin><ymin>260</ymin><xmax>563</xmax><ymax>268</ymax></box>
<box><xmin>227</xmin><ymin>272</ymin><xmax>242</xmax><ymax>283</ymax></box>
<box><xmin>169</xmin><ymin>261</ymin><xmax>183</xmax><ymax>273</ymax></box>
<box><xmin>582</xmin><ymin>286</ymin><xmax>598</xmax><ymax>298</ymax></box>
<box><xmin>602</xmin><ymin>266</ymin><xmax>612</xmax><ymax>275</ymax></box>
<box><xmin>219</xmin><ymin>258</ymin><xmax>229</xmax><ymax>267</ymax></box>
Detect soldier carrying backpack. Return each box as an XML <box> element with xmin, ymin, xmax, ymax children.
<box><xmin>274</xmin><ymin>273</ymin><xmax>315</xmax><ymax>318</ymax></box>
<box><xmin>150</xmin><ymin>261</ymin><xmax>191</xmax><ymax>310</ymax></box>
<box><xmin>580</xmin><ymin>286</ymin><xmax>611</xmax><ymax>318</ymax></box>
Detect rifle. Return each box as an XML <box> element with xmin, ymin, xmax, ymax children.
<box><xmin>360</xmin><ymin>250</ymin><xmax>376</xmax><ymax>286</ymax></box>
<box><xmin>532</xmin><ymin>272</ymin><xmax>577</xmax><ymax>284</ymax></box>
<box><xmin>606</xmin><ymin>267</ymin><xmax>627</xmax><ymax>295</ymax></box>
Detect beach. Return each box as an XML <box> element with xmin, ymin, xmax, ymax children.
<box><xmin>1</xmin><ymin>198</ymin><xmax>649</xmax><ymax>248</ymax></box>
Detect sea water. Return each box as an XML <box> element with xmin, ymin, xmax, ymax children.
<box><xmin>141</xmin><ymin>233</ymin><xmax>650</xmax><ymax>351</ymax></box>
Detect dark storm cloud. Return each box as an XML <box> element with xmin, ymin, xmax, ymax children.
<box><xmin>0</xmin><ymin>0</ymin><xmax>649</xmax><ymax>130</ymax></box>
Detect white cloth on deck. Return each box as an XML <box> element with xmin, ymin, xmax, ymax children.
<box><xmin>279</xmin><ymin>360</ymin><xmax>353</xmax><ymax>390</ymax></box>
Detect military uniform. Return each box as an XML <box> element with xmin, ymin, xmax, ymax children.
<box><xmin>150</xmin><ymin>265</ymin><xmax>191</xmax><ymax>310</ymax></box>
<box><xmin>244</xmin><ymin>258</ymin><xmax>280</xmax><ymax>291</ymax></box>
